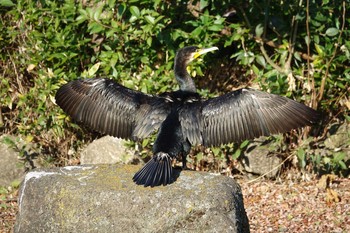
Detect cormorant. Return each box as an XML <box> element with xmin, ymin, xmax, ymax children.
<box><xmin>55</xmin><ymin>46</ymin><xmax>320</xmax><ymax>187</ymax></box>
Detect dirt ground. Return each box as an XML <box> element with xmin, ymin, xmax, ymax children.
<box><xmin>239</xmin><ymin>176</ymin><xmax>350</xmax><ymax>232</ymax></box>
<box><xmin>1</xmin><ymin>175</ymin><xmax>349</xmax><ymax>232</ymax></box>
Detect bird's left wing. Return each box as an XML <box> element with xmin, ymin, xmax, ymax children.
<box><xmin>55</xmin><ymin>78</ymin><xmax>170</xmax><ymax>140</ymax></box>
<box><xmin>199</xmin><ymin>88</ymin><xmax>320</xmax><ymax>147</ymax></box>
<box><xmin>180</xmin><ymin>88</ymin><xmax>320</xmax><ymax>147</ymax></box>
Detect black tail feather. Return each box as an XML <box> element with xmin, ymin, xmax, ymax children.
<box><xmin>133</xmin><ymin>152</ymin><xmax>173</xmax><ymax>187</ymax></box>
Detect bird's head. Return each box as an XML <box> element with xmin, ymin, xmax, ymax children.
<box><xmin>174</xmin><ymin>46</ymin><xmax>218</xmax><ymax>92</ymax></box>
<box><xmin>176</xmin><ymin>46</ymin><xmax>219</xmax><ymax>65</ymax></box>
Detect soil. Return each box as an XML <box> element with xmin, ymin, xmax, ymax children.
<box><xmin>239</xmin><ymin>176</ymin><xmax>350</xmax><ymax>232</ymax></box>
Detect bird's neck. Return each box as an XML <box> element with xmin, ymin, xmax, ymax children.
<box><xmin>174</xmin><ymin>61</ymin><xmax>196</xmax><ymax>92</ymax></box>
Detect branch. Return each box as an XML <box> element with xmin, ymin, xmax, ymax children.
<box><xmin>285</xmin><ymin>13</ymin><xmax>299</xmax><ymax>72</ymax></box>
<box><xmin>237</xmin><ymin>5</ymin><xmax>252</xmax><ymax>31</ymax></box>
<box><xmin>0</xmin><ymin>107</ymin><xmax>3</xmax><ymax>127</ymax></box>
<box><xmin>259</xmin><ymin>42</ymin><xmax>285</xmax><ymax>74</ymax></box>
<box><xmin>305</xmin><ymin>0</ymin><xmax>317</xmax><ymax>109</ymax></box>
<box><xmin>257</xmin><ymin>0</ymin><xmax>286</xmax><ymax>74</ymax></box>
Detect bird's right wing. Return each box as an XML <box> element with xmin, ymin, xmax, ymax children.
<box><xmin>199</xmin><ymin>88</ymin><xmax>320</xmax><ymax>147</ymax></box>
<box><xmin>55</xmin><ymin>78</ymin><xmax>170</xmax><ymax>140</ymax></box>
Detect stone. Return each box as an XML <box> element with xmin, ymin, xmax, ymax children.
<box><xmin>80</xmin><ymin>136</ymin><xmax>141</xmax><ymax>165</ymax></box>
<box><xmin>15</xmin><ymin>164</ymin><xmax>249</xmax><ymax>233</ymax></box>
<box><xmin>324</xmin><ymin>122</ymin><xmax>350</xmax><ymax>150</ymax></box>
<box><xmin>0</xmin><ymin>135</ymin><xmax>26</xmax><ymax>186</ymax></box>
<box><xmin>241</xmin><ymin>143</ymin><xmax>282</xmax><ymax>178</ymax></box>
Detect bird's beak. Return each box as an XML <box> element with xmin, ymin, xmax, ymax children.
<box><xmin>193</xmin><ymin>46</ymin><xmax>219</xmax><ymax>59</ymax></box>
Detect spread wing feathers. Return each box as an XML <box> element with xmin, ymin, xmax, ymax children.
<box><xmin>197</xmin><ymin>88</ymin><xmax>320</xmax><ymax>147</ymax></box>
<box><xmin>55</xmin><ymin>78</ymin><xmax>170</xmax><ymax>140</ymax></box>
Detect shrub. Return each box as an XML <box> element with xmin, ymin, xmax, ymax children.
<box><xmin>1</xmin><ymin>0</ymin><xmax>348</xmax><ymax>175</ymax></box>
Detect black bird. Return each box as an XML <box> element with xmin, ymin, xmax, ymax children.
<box><xmin>55</xmin><ymin>46</ymin><xmax>320</xmax><ymax>187</ymax></box>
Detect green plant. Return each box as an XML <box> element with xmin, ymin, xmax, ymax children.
<box><xmin>0</xmin><ymin>0</ymin><xmax>348</xmax><ymax>176</ymax></box>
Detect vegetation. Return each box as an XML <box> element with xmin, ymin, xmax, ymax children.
<box><xmin>1</xmin><ymin>0</ymin><xmax>349</xmax><ymax>176</ymax></box>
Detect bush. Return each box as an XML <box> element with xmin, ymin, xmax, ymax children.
<box><xmin>0</xmin><ymin>0</ymin><xmax>349</xmax><ymax>175</ymax></box>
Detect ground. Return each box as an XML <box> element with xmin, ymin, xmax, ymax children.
<box><xmin>0</xmin><ymin>175</ymin><xmax>349</xmax><ymax>232</ymax></box>
<box><xmin>239</xmin><ymin>176</ymin><xmax>350</xmax><ymax>232</ymax></box>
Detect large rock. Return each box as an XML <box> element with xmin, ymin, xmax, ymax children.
<box><xmin>80</xmin><ymin>136</ymin><xmax>141</xmax><ymax>165</ymax></box>
<box><xmin>324</xmin><ymin>122</ymin><xmax>350</xmax><ymax>150</ymax></box>
<box><xmin>0</xmin><ymin>135</ymin><xmax>26</xmax><ymax>186</ymax></box>
<box><xmin>15</xmin><ymin>165</ymin><xmax>249</xmax><ymax>233</ymax></box>
<box><xmin>241</xmin><ymin>142</ymin><xmax>282</xmax><ymax>178</ymax></box>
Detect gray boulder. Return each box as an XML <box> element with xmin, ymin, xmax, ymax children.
<box><xmin>0</xmin><ymin>135</ymin><xmax>26</xmax><ymax>186</ymax></box>
<box><xmin>15</xmin><ymin>164</ymin><xmax>249</xmax><ymax>233</ymax></box>
<box><xmin>324</xmin><ymin>122</ymin><xmax>350</xmax><ymax>150</ymax></box>
<box><xmin>241</xmin><ymin>142</ymin><xmax>282</xmax><ymax>178</ymax></box>
<box><xmin>80</xmin><ymin>136</ymin><xmax>141</xmax><ymax>165</ymax></box>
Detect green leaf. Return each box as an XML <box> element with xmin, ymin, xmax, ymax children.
<box><xmin>147</xmin><ymin>37</ymin><xmax>152</xmax><ymax>47</ymax></box>
<box><xmin>333</xmin><ymin>152</ymin><xmax>345</xmax><ymax>163</ymax></box>
<box><xmin>251</xmin><ymin>64</ymin><xmax>259</xmax><ymax>76</ymax></box>
<box><xmin>212</xmin><ymin>147</ymin><xmax>221</xmax><ymax>156</ymax></box>
<box><xmin>196</xmin><ymin>152</ymin><xmax>204</xmax><ymax>161</ymax></box>
<box><xmin>142</xmin><ymin>138</ymin><xmax>149</xmax><ymax>147</ymax></box>
<box><xmin>325</xmin><ymin>27</ymin><xmax>339</xmax><ymax>37</ymax></box>
<box><xmin>141</xmin><ymin>57</ymin><xmax>149</xmax><ymax>64</ymax></box>
<box><xmin>111</xmin><ymin>20</ymin><xmax>119</xmax><ymax>28</ymax></box>
<box><xmin>87</xmin><ymin>62</ymin><xmax>101</xmax><ymax>77</ymax></box>
<box><xmin>144</xmin><ymin>15</ymin><xmax>155</xmax><ymax>24</ymax></box>
<box><xmin>255</xmin><ymin>24</ymin><xmax>263</xmax><ymax>38</ymax></box>
<box><xmin>208</xmin><ymin>25</ymin><xmax>222</xmax><ymax>32</ymax></box>
<box><xmin>256</xmin><ymin>55</ymin><xmax>266</xmax><ymax>67</ymax></box>
<box><xmin>0</xmin><ymin>0</ymin><xmax>15</xmax><ymax>7</ymax></box>
<box><xmin>192</xmin><ymin>27</ymin><xmax>202</xmax><ymax>37</ymax></box>
<box><xmin>240</xmin><ymin>140</ymin><xmax>249</xmax><ymax>149</ymax></box>
<box><xmin>93</xmin><ymin>6</ymin><xmax>103</xmax><ymax>21</ymax></box>
<box><xmin>200</xmin><ymin>0</ymin><xmax>209</xmax><ymax>10</ymax></box>
<box><xmin>232</xmin><ymin>149</ymin><xmax>241</xmax><ymax>160</ymax></box>
<box><xmin>130</xmin><ymin>6</ymin><xmax>140</xmax><ymax>18</ymax></box>
<box><xmin>76</xmin><ymin>15</ymin><xmax>87</xmax><ymax>24</ymax></box>
<box><xmin>88</xmin><ymin>22</ymin><xmax>104</xmax><ymax>34</ymax></box>
<box><xmin>297</xmin><ymin>148</ymin><xmax>306</xmax><ymax>168</ymax></box>
<box><xmin>323</xmin><ymin>157</ymin><xmax>331</xmax><ymax>164</ymax></box>
<box><xmin>108</xmin><ymin>0</ymin><xmax>116</xmax><ymax>8</ymax></box>
<box><xmin>304</xmin><ymin>35</ymin><xmax>310</xmax><ymax>45</ymax></box>
<box><xmin>344</xmin><ymin>114</ymin><xmax>350</xmax><ymax>122</ymax></box>
<box><xmin>338</xmin><ymin>160</ymin><xmax>347</xmax><ymax>170</ymax></box>
<box><xmin>336</xmin><ymin>82</ymin><xmax>345</xmax><ymax>89</ymax></box>
<box><xmin>117</xmin><ymin>4</ymin><xmax>126</xmax><ymax>18</ymax></box>
<box><xmin>297</xmin><ymin>148</ymin><xmax>305</xmax><ymax>159</ymax></box>
<box><xmin>314</xmin><ymin>44</ymin><xmax>324</xmax><ymax>56</ymax></box>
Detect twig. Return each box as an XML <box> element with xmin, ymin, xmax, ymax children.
<box><xmin>237</xmin><ymin>5</ymin><xmax>252</xmax><ymax>31</ymax></box>
<box><xmin>259</xmin><ymin>43</ymin><xmax>285</xmax><ymax>73</ymax></box>
<box><xmin>286</xmin><ymin>0</ymin><xmax>303</xmax><ymax>73</ymax></box>
<box><xmin>305</xmin><ymin>0</ymin><xmax>315</xmax><ymax>107</ymax></box>
<box><xmin>7</xmin><ymin>51</ymin><xmax>24</xmax><ymax>94</ymax></box>
<box><xmin>0</xmin><ymin>107</ymin><xmax>3</xmax><ymax>126</ymax></box>
<box><xmin>285</xmin><ymin>1</ymin><xmax>301</xmax><ymax>73</ymax></box>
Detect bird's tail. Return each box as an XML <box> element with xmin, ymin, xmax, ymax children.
<box><xmin>133</xmin><ymin>152</ymin><xmax>173</xmax><ymax>187</ymax></box>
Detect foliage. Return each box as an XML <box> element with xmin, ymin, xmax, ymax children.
<box><xmin>0</xmin><ymin>0</ymin><xmax>349</xmax><ymax>175</ymax></box>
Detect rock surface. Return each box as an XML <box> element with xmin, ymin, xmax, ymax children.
<box><xmin>15</xmin><ymin>165</ymin><xmax>249</xmax><ymax>233</ymax></box>
<box><xmin>80</xmin><ymin>136</ymin><xmax>141</xmax><ymax>165</ymax></box>
<box><xmin>324</xmin><ymin>122</ymin><xmax>350</xmax><ymax>152</ymax></box>
<box><xmin>242</xmin><ymin>143</ymin><xmax>282</xmax><ymax>178</ymax></box>
<box><xmin>0</xmin><ymin>135</ymin><xmax>26</xmax><ymax>186</ymax></box>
